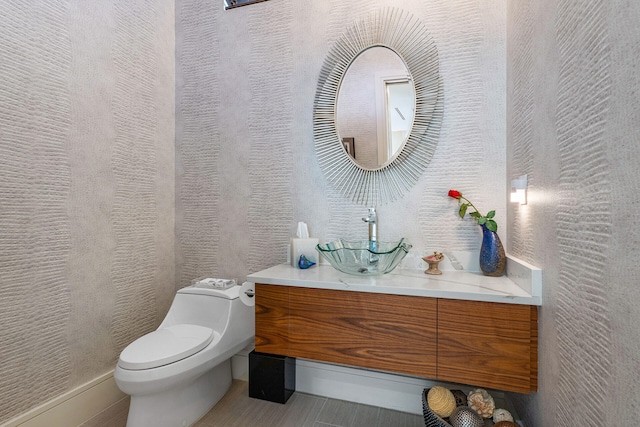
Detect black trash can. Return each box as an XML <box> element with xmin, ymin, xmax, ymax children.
<box><xmin>248</xmin><ymin>351</ymin><xmax>296</xmax><ymax>404</ymax></box>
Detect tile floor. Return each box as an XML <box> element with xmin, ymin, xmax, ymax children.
<box><xmin>79</xmin><ymin>380</ymin><xmax>425</xmax><ymax>427</ymax></box>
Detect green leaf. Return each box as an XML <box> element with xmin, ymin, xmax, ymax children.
<box><xmin>469</xmin><ymin>211</ymin><xmax>481</xmax><ymax>219</ymax></box>
<box><xmin>487</xmin><ymin>210</ymin><xmax>496</xmax><ymax>219</ymax></box>
<box><xmin>458</xmin><ymin>203</ymin><xmax>468</xmax><ymax>218</ymax></box>
<box><xmin>477</xmin><ymin>217</ymin><xmax>487</xmax><ymax>225</ymax></box>
<box><xmin>486</xmin><ymin>220</ymin><xmax>498</xmax><ymax>232</ymax></box>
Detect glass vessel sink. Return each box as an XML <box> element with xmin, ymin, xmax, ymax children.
<box><xmin>316</xmin><ymin>239</ymin><xmax>412</xmax><ymax>276</ymax></box>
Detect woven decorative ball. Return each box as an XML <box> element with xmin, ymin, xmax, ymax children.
<box><xmin>427</xmin><ymin>386</ymin><xmax>457</xmax><ymax>418</ymax></box>
<box><xmin>422</xmin><ymin>389</ymin><xmax>454</xmax><ymax>427</ymax></box>
<box><xmin>449</xmin><ymin>406</ymin><xmax>484</xmax><ymax>427</ymax></box>
<box><xmin>467</xmin><ymin>388</ymin><xmax>495</xmax><ymax>418</ymax></box>
<box><xmin>451</xmin><ymin>389</ymin><xmax>468</xmax><ymax>407</ymax></box>
<box><xmin>493</xmin><ymin>408</ymin><xmax>514</xmax><ymax>423</ymax></box>
<box><xmin>494</xmin><ymin>422</ymin><xmax>519</xmax><ymax>427</ymax></box>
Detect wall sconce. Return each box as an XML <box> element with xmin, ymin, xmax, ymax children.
<box><xmin>510</xmin><ymin>175</ymin><xmax>528</xmax><ymax>205</ymax></box>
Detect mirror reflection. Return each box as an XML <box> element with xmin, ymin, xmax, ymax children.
<box><xmin>336</xmin><ymin>47</ymin><xmax>415</xmax><ymax>170</ymax></box>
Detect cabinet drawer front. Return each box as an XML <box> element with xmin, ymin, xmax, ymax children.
<box><xmin>256</xmin><ymin>285</ymin><xmax>437</xmax><ymax>378</ymax></box>
<box><xmin>437</xmin><ymin>299</ymin><xmax>537</xmax><ymax>393</ymax></box>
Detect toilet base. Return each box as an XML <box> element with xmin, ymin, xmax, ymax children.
<box><xmin>125</xmin><ymin>359</ymin><xmax>232</xmax><ymax>427</ymax></box>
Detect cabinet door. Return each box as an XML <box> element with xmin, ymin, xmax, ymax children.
<box><xmin>437</xmin><ymin>299</ymin><xmax>538</xmax><ymax>393</ymax></box>
<box><xmin>256</xmin><ymin>285</ymin><xmax>437</xmax><ymax>378</ymax></box>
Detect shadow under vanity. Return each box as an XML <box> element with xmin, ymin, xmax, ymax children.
<box><xmin>247</xmin><ymin>256</ymin><xmax>541</xmax><ymax>404</ymax></box>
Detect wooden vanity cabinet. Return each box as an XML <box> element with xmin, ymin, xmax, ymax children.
<box><xmin>255</xmin><ymin>284</ymin><xmax>538</xmax><ymax>393</ymax></box>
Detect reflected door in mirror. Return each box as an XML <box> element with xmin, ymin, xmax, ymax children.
<box><xmin>380</xmin><ymin>79</ymin><xmax>414</xmax><ymax>165</ymax></box>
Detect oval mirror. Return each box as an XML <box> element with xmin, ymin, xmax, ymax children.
<box><xmin>313</xmin><ymin>8</ymin><xmax>443</xmax><ymax>206</ymax></box>
<box><xmin>336</xmin><ymin>46</ymin><xmax>415</xmax><ymax>170</ymax></box>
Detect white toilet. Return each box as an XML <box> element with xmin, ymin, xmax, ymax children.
<box><xmin>114</xmin><ymin>282</ymin><xmax>255</xmax><ymax>427</ymax></box>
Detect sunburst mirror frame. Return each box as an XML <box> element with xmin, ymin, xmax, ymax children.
<box><xmin>313</xmin><ymin>7</ymin><xmax>444</xmax><ymax>206</ymax></box>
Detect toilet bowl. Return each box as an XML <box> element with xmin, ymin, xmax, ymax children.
<box><xmin>114</xmin><ymin>282</ymin><xmax>255</xmax><ymax>427</ymax></box>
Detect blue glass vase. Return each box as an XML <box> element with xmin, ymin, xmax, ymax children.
<box><xmin>479</xmin><ymin>224</ymin><xmax>506</xmax><ymax>276</ymax></box>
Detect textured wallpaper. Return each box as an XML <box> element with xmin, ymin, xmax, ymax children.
<box><xmin>0</xmin><ymin>2</ymin><xmax>73</xmax><ymax>420</ymax></box>
<box><xmin>0</xmin><ymin>1</ymin><xmax>175</xmax><ymax>423</ymax></box>
<box><xmin>507</xmin><ymin>0</ymin><xmax>640</xmax><ymax>426</ymax></box>
<box><xmin>246</xmin><ymin>3</ymin><xmax>295</xmax><ymax>274</ymax></box>
<box><xmin>417</xmin><ymin>0</ymin><xmax>506</xmax><ymax>252</ymax></box>
<box><xmin>110</xmin><ymin>0</ymin><xmax>163</xmax><ymax>354</ymax></box>
<box><xmin>176</xmin><ymin>0</ymin><xmax>507</xmax><ymax>286</ymax></box>
<box><xmin>554</xmin><ymin>1</ymin><xmax>612</xmax><ymax>424</ymax></box>
<box><xmin>507</xmin><ymin>0</ymin><xmax>534</xmax><ymax>262</ymax></box>
<box><xmin>175</xmin><ymin>0</ymin><xmax>221</xmax><ymax>288</ymax></box>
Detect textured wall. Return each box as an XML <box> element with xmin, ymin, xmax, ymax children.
<box><xmin>176</xmin><ymin>0</ymin><xmax>506</xmax><ymax>287</ymax></box>
<box><xmin>0</xmin><ymin>1</ymin><xmax>175</xmax><ymax>423</ymax></box>
<box><xmin>507</xmin><ymin>0</ymin><xmax>640</xmax><ymax>425</ymax></box>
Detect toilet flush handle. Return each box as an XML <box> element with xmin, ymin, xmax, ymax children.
<box><xmin>244</xmin><ymin>289</ymin><xmax>255</xmax><ymax>298</ymax></box>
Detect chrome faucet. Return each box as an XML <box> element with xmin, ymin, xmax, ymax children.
<box><xmin>362</xmin><ymin>207</ymin><xmax>377</xmax><ymax>252</ymax></box>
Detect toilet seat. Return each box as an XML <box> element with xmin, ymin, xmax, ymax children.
<box><xmin>118</xmin><ymin>324</ymin><xmax>215</xmax><ymax>370</ymax></box>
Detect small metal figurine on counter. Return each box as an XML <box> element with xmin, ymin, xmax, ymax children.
<box><xmin>423</xmin><ymin>251</ymin><xmax>444</xmax><ymax>275</ymax></box>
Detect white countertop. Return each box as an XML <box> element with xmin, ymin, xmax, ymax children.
<box><xmin>247</xmin><ymin>256</ymin><xmax>542</xmax><ymax>306</ymax></box>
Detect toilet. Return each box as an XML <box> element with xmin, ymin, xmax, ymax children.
<box><xmin>114</xmin><ymin>282</ymin><xmax>255</xmax><ymax>427</ymax></box>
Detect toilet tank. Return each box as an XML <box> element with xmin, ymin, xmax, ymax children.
<box><xmin>158</xmin><ymin>285</ymin><xmax>239</xmax><ymax>331</ymax></box>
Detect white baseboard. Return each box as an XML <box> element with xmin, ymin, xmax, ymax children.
<box><xmin>295</xmin><ymin>359</ymin><xmax>510</xmax><ymax>416</ymax></box>
<box><xmin>1</xmin><ymin>371</ymin><xmax>126</xmax><ymax>427</ymax></box>
<box><xmin>231</xmin><ymin>344</ymin><xmax>254</xmax><ymax>381</ymax></box>
<box><xmin>295</xmin><ymin>359</ymin><xmax>436</xmax><ymax>414</ymax></box>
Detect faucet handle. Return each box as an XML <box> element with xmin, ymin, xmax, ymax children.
<box><xmin>363</xmin><ymin>207</ymin><xmax>376</xmax><ymax>222</ymax></box>
<box><xmin>363</xmin><ymin>211</ymin><xmax>374</xmax><ymax>222</ymax></box>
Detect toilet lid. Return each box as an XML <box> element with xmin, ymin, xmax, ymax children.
<box><xmin>118</xmin><ymin>324</ymin><xmax>214</xmax><ymax>370</ymax></box>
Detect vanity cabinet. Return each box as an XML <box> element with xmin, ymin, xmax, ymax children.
<box><xmin>255</xmin><ymin>284</ymin><xmax>538</xmax><ymax>394</ymax></box>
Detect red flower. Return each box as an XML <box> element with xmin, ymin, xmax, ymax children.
<box><xmin>447</xmin><ymin>190</ymin><xmax>498</xmax><ymax>232</ymax></box>
<box><xmin>448</xmin><ymin>189</ymin><xmax>461</xmax><ymax>199</ymax></box>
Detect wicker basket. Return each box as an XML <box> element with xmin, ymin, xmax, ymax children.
<box><xmin>422</xmin><ymin>389</ymin><xmax>454</xmax><ymax>427</ymax></box>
